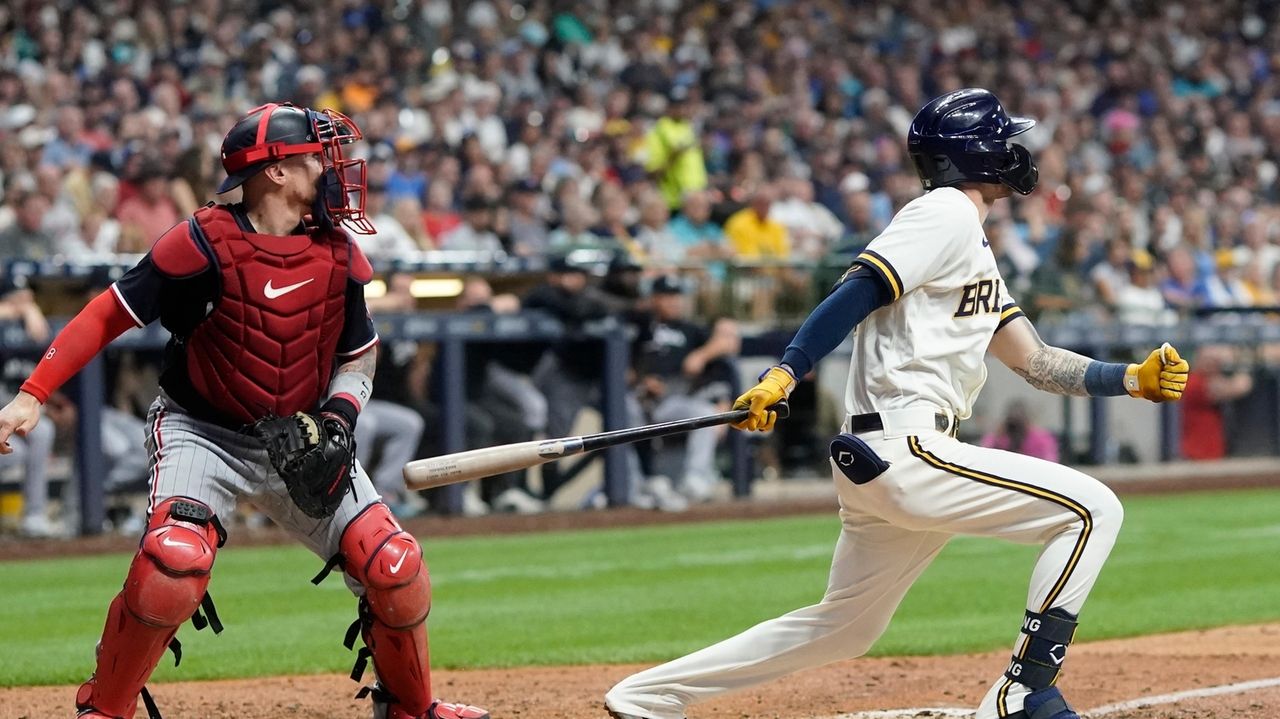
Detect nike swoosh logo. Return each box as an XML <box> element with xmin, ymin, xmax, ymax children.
<box><xmin>389</xmin><ymin>552</ymin><xmax>407</xmax><ymax>574</ymax></box>
<box><xmin>264</xmin><ymin>278</ymin><xmax>314</xmax><ymax>299</ymax></box>
<box><xmin>161</xmin><ymin>535</ymin><xmax>192</xmax><ymax>551</ymax></box>
<box><xmin>982</xmin><ymin>238</ymin><xmax>990</xmax><ymax>247</ymax></box>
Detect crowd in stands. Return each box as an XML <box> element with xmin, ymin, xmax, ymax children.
<box><xmin>5</xmin><ymin>0</ymin><xmax>1280</xmax><ymax>533</ymax></box>
<box><xmin>1</xmin><ymin>0</ymin><xmax>1279</xmax><ymax>323</ymax></box>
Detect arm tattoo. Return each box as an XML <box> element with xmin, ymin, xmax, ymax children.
<box><xmin>1013</xmin><ymin>345</ymin><xmax>1092</xmax><ymax>396</ymax></box>
<box><xmin>336</xmin><ymin>345</ymin><xmax>377</xmax><ymax>381</ymax></box>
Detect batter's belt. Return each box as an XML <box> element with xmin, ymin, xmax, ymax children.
<box><xmin>847</xmin><ymin>409</ymin><xmax>959</xmax><ymax>438</ymax></box>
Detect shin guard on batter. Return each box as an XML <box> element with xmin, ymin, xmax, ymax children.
<box><xmin>1005</xmin><ymin>608</ymin><xmax>1078</xmax><ymax>690</ymax></box>
<box><xmin>340</xmin><ymin>504</ymin><xmax>435</xmax><ymax>717</ymax></box>
<box><xmin>77</xmin><ymin>498</ymin><xmax>223</xmax><ymax>718</ymax></box>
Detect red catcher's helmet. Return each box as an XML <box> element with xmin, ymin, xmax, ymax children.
<box><xmin>217</xmin><ymin>102</ymin><xmax>374</xmax><ymax>234</ymax></box>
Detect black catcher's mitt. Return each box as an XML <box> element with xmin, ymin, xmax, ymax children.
<box><xmin>254</xmin><ymin>411</ymin><xmax>355</xmax><ymax>519</ymax></box>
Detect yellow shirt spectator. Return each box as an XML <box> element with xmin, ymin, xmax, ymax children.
<box><xmin>644</xmin><ymin>89</ymin><xmax>708</xmax><ymax>209</ymax></box>
<box><xmin>725</xmin><ymin>189</ymin><xmax>790</xmax><ymax>259</ymax></box>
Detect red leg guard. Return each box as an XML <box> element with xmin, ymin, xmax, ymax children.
<box><xmin>342</xmin><ymin>504</ymin><xmax>433</xmax><ymax>716</ymax></box>
<box><xmin>77</xmin><ymin>498</ymin><xmax>220</xmax><ymax>718</ymax></box>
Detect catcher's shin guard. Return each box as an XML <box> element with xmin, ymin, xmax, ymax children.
<box><xmin>77</xmin><ymin>498</ymin><xmax>223</xmax><ymax>718</ymax></box>
<box><xmin>341</xmin><ymin>504</ymin><xmax>435</xmax><ymax>716</ymax></box>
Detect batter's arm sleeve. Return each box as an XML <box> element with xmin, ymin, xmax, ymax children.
<box><xmin>778</xmin><ymin>268</ymin><xmax>893</xmax><ymax>377</ymax></box>
<box><xmin>19</xmin><ymin>290</ymin><xmax>140</xmax><ymax>403</ymax></box>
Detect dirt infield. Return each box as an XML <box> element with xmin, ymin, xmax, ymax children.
<box><xmin>7</xmin><ymin>623</ymin><xmax>1279</xmax><ymax>718</ymax></box>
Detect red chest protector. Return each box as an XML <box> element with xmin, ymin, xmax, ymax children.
<box><xmin>185</xmin><ymin>205</ymin><xmax>351</xmax><ymax>423</ymax></box>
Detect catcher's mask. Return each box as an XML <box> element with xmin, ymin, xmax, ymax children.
<box><xmin>217</xmin><ymin>102</ymin><xmax>374</xmax><ymax>234</ymax></box>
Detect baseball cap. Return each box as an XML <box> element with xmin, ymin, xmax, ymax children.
<box><xmin>651</xmin><ymin>275</ymin><xmax>684</xmax><ymax>295</ymax></box>
<box><xmin>216</xmin><ymin>103</ymin><xmax>322</xmax><ymax>194</ymax></box>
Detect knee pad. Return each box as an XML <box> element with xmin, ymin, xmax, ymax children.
<box><xmin>1005</xmin><ymin>608</ymin><xmax>1078</xmax><ymax>690</ymax></box>
<box><xmin>124</xmin><ymin>497</ymin><xmax>223</xmax><ymax>627</ymax></box>
<box><xmin>341</xmin><ymin>504</ymin><xmax>431</xmax><ymax>629</ymax></box>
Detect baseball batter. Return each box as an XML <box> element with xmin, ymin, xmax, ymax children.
<box><xmin>606</xmin><ymin>89</ymin><xmax>1190</xmax><ymax>719</ymax></box>
<box><xmin>0</xmin><ymin>104</ymin><xmax>486</xmax><ymax>719</ymax></box>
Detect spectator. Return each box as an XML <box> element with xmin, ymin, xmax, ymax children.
<box><xmin>421</xmin><ymin>179</ymin><xmax>461</xmax><ymax>241</ymax></box>
<box><xmin>1202</xmin><ymin>248</ymin><xmax>1254</xmax><ymax>309</ymax></box>
<box><xmin>770</xmin><ymin>176</ymin><xmax>844</xmax><ymax>260</ymax></box>
<box><xmin>633</xmin><ymin>275</ymin><xmax>741</xmax><ymax>502</ymax></box>
<box><xmin>391</xmin><ymin>197</ymin><xmax>434</xmax><ymax>251</ymax></box>
<box><xmin>34</xmin><ymin>164</ymin><xmax>83</xmax><ymax>255</ymax></box>
<box><xmin>0</xmin><ymin>190</ymin><xmax>55</xmax><ymax>260</ymax></box>
<box><xmin>359</xmin><ymin>184</ymin><xmax>421</xmax><ymax>260</ymax></box>
<box><xmin>1180</xmin><ymin>345</ymin><xmax>1253</xmax><ymax>460</ymax></box>
<box><xmin>643</xmin><ymin>85</ymin><xmax>707</xmax><ymax>211</ymax></box>
<box><xmin>980</xmin><ymin>400</ymin><xmax>1059</xmax><ymax>463</ymax></box>
<box><xmin>1026</xmin><ymin>230</ymin><xmax>1093</xmax><ymax>321</ymax></box>
<box><xmin>633</xmin><ymin>191</ymin><xmax>683</xmax><ymax>268</ymax></box>
<box><xmin>724</xmin><ymin>184</ymin><xmax>790</xmax><ymax>260</ymax></box>
<box><xmin>82</xmin><ymin>173</ymin><xmax>123</xmax><ymax>255</ymax></box>
<box><xmin>1160</xmin><ymin>245</ymin><xmax>1204</xmax><ymax>313</ymax></box>
<box><xmin>505</xmin><ymin>178</ymin><xmax>551</xmax><ymax>257</ymax></box>
<box><xmin>1090</xmin><ymin>238</ymin><xmax>1134</xmax><ymax>310</ymax></box>
<box><xmin>115</xmin><ymin>163</ymin><xmax>181</xmax><ymax>253</ymax></box>
<box><xmin>440</xmin><ymin>194</ymin><xmax>503</xmax><ymax>253</ymax></box>
<box><xmin>1114</xmin><ymin>250</ymin><xmax>1177</xmax><ymax>326</ymax></box>
<box><xmin>549</xmin><ymin>198</ymin><xmax>608</xmax><ymax>253</ymax></box>
<box><xmin>668</xmin><ymin>189</ymin><xmax>726</xmax><ymax>261</ymax></box>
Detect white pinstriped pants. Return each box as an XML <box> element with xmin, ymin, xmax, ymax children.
<box><xmin>144</xmin><ymin>393</ymin><xmax>381</xmax><ymax>561</ymax></box>
<box><xmin>606</xmin><ymin>424</ymin><xmax>1123</xmax><ymax>719</ymax></box>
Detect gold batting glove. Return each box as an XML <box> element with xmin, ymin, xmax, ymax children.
<box><xmin>731</xmin><ymin>366</ymin><xmax>796</xmax><ymax>431</ymax></box>
<box><xmin>1125</xmin><ymin>342</ymin><xmax>1190</xmax><ymax>402</ymax></box>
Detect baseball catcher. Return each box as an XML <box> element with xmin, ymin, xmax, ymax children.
<box><xmin>0</xmin><ymin>103</ymin><xmax>486</xmax><ymax>719</ymax></box>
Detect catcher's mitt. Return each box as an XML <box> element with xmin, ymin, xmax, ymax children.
<box><xmin>254</xmin><ymin>411</ymin><xmax>355</xmax><ymax>519</ymax></box>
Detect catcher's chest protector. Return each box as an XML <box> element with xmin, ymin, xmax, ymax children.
<box><xmin>186</xmin><ymin>206</ymin><xmax>350</xmax><ymax>423</ymax></box>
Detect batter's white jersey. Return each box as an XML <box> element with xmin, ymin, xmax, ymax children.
<box><xmin>848</xmin><ymin>186</ymin><xmax>1024</xmax><ymax>421</ymax></box>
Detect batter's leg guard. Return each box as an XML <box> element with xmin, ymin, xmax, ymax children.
<box><xmin>76</xmin><ymin>498</ymin><xmax>224</xmax><ymax>719</ymax></box>
<box><xmin>1002</xmin><ymin>609</ymin><xmax>1080</xmax><ymax>719</ymax></box>
<box><xmin>340</xmin><ymin>504</ymin><xmax>488</xmax><ymax>719</ymax></box>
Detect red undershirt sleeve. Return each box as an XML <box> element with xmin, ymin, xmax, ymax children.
<box><xmin>19</xmin><ymin>289</ymin><xmax>140</xmax><ymax>403</ymax></box>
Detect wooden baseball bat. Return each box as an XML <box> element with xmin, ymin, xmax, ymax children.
<box><xmin>403</xmin><ymin>402</ymin><xmax>788</xmax><ymax>490</ymax></box>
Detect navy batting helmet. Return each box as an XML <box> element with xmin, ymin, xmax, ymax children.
<box><xmin>907</xmin><ymin>88</ymin><xmax>1039</xmax><ymax>195</ymax></box>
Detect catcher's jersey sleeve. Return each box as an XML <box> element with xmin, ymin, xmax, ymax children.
<box><xmin>852</xmin><ymin>188</ymin><xmax>979</xmax><ymax>302</ymax></box>
<box><xmin>335</xmin><ymin>279</ymin><xmax>378</xmax><ymax>357</ymax></box>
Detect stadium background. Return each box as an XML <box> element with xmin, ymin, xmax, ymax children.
<box><xmin>1</xmin><ymin>1</ymin><xmax>1280</xmax><ymax>717</ymax></box>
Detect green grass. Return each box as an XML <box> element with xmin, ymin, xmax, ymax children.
<box><xmin>2</xmin><ymin>488</ymin><xmax>1279</xmax><ymax>687</ymax></box>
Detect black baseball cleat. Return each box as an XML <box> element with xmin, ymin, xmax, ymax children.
<box><xmin>1004</xmin><ymin>687</ymin><xmax>1080</xmax><ymax>719</ymax></box>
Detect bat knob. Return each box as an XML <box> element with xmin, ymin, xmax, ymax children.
<box><xmin>768</xmin><ymin>400</ymin><xmax>790</xmax><ymax>419</ymax></box>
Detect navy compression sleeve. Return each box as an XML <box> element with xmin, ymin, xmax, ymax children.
<box><xmin>780</xmin><ymin>269</ymin><xmax>893</xmax><ymax>377</ymax></box>
<box><xmin>1084</xmin><ymin>360</ymin><xmax>1130</xmax><ymax>396</ymax></box>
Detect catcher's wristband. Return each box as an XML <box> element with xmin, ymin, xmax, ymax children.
<box><xmin>323</xmin><ymin>371</ymin><xmax>372</xmax><ymax>428</ymax></box>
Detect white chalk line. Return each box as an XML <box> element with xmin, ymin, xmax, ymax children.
<box><xmin>1086</xmin><ymin>675</ymin><xmax>1280</xmax><ymax>714</ymax></box>
<box><xmin>826</xmin><ymin>675</ymin><xmax>1280</xmax><ymax>718</ymax></box>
